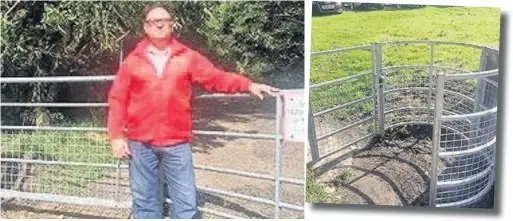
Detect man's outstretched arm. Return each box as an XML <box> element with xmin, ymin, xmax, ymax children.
<box><xmin>189</xmin><ymin>51</ymin><xmax>279</xmax><ymax>99</ymax></box>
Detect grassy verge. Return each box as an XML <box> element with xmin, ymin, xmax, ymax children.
<box><xmin>306</xmin><ymin>167</ymin><xmax>343</xmax><ymax>204</ymax></box>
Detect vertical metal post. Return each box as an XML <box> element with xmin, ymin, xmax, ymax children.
<box><xmin>274</xmin><ymin>96</ymin><xmax>283</xmax><ymax>218</ymax></box>
<box><xmin>371</xmin><ymin>44</ymin><xmax>378</xmax><ymax>133</ymax></box>
<box><xmin>374</xmin><ymin>43</ymin><xmax>385</xmax><ymax>136</ymax></box>
<box><xmin>427</xmin><ymin>42</ymin><xmax>435</xmax><ymax>124</ymax></box>
<box><xmin>429</xmin><ymin>73</ymin><xmax>445</xmax><ymax>207</ymax></box>
<box><xmin>470</xmin><ymin>47</ymin><xmax>488</xmax><ymax>145</ymax></box>
<box><xmin>474</xmin><ymin>47</ymin><xmax>488</xmax><ymax>111</ymax></box>
<box><xmin>308</xmin><ymin>110</ymin><xmax>320</xmax><ymax>162</ymax></box>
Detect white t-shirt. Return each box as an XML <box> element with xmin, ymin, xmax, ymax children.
<box><xmin>147</xmin><ymin>47</ymin><xmax>171</xmax><ymax>78</ymax></box>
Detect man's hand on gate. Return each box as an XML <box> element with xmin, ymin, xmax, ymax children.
<box><xmin>111</xmin><ymin>138</ymin><xmax>131</xmax><ymax>159</ymax></box>
<box><xmin>249</xmin><ymin>83</ymin><xmax>280</xmax><ymax>100</ymax></box>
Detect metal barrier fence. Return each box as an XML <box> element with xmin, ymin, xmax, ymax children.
<box><xmin>0</xmin><ymin>75</ymin><xmax>305</xmax><ymax>218</ymax></box>
<box><xmin>308</xmin><ymin>40</ymin><xmax>498</xmax><ymax>207</ymax></box>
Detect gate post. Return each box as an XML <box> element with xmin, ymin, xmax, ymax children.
<box><xmin>274</xmin><ymin>95</ymin><xmax>284</xmax><ymax>218</ymax></box>
<box><xmin>372</xmin><ymin>43</ymin><xmax>385</xmax><ymax>136</ymax></box>
<box><xmin>427</xmin><ymin>42</ymin><xmax>436</xmax><ymax>125</ymax></box>
<box><xmin>469</xmin><ymin>47</ymin><xmax>489</xmax><ymax>145</ymax></box>
<box><xmin>429</xmin><ymin>72</ymin><xmax>446</xmax><ymax>207</ymax></box>
<box><xmin>308</xmin><ymin>110</ymin><xmax>320</xmax><ymax>162</ymax></box>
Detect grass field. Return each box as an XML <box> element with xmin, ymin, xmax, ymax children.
<box><xmin>310</xmin><ymin>6</ymin><xmax>500</xmax><ymax>112</ymax></box>
<box><xmin>307</xmin><ymin>5</ymin><xmax>501</xmax><ymax>203</ymax></box>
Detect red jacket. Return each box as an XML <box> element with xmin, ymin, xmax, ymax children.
<box><xmin>107</xmin><ymin>37</ymin><xmax>253</xmax><ymax>146</ymax></box>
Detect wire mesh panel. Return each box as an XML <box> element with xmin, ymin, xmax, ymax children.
<box><xmin>309</xmin><ymin>46</ymin><xmax>376</xmax><ymax>163</ymax></box>
<box><xmin>383</xmin><ymin>69</ymin><xmax>434</xmax><ymax>127</ymax></box>
<box><xmin>432</xmin><ymin>70</ymin><xmax>498</xmax><ymax>207</ymax></box>
<box><xmin>0</xmin><ymin>129</ymin><xmax>123</xmax><ymax>197</ymax></box>
<box><xmin>310</xmin><ymin>73</ymin><xmax>376</xmax><ymax>160</ymax></box>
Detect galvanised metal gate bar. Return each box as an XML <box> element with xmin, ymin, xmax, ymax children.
<box><xmin>0</xmin><ymin>76</ymin><xmax>304</xmax><ymax>219</ymax></box>
<box><xmin>308</xmin><ymin>40</ymin><xmax>499</xmax><ymax>207</ymax></box>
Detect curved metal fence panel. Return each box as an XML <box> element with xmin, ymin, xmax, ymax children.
<box><xmin>308</xmin><ymin>41</ymin><xmax>499</xmax><ymax>208</ymax></box>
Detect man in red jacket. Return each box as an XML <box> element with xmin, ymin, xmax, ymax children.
<box><xmin>107</xmin><ymin>4</ymin><xmax>279</xmax><ymax>219</ymax></box>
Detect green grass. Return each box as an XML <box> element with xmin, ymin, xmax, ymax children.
<box><xmin>1</xmin><ymin>122</ymin><xmax>116</xmax><ymax>194</ymax></box>
<box><xmin>310</xmin><ymin>6</ymin><xmax>500</xmax><ymax>112</ymax></box>
<box><xmin>306</xmin><ymin>167</ymin><xmax>344</xmax><ymax>204</ymax></box>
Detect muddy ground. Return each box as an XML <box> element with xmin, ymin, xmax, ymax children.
<box><xmin>314</xmin><ymin>125</ymin><xmax>494</xmax><ymax>208</ymax></box>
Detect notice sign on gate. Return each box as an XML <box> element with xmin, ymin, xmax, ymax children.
<box><xmin>281</xmin><ymin>89</ymin><xmax>305</xmax><ymax>143</ymax></box>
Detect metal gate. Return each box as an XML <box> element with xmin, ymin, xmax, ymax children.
<box><xmin>1</xmin><ymin>78</ymin><xmax>304</xmax><ymax>217</ymax></box>
<box><xmin>308</xmin><ymin>41</ymin><xmax>498</xmax><ymax>207</ymax></box>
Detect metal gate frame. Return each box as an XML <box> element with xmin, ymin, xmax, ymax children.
<box><xmin>308</xmin><ymin>40</ymin><xmax>499</xmax><ymax>207</ymax></box>
<box><xmin>0</xmin><ymin>81</ymin><xmax>304</xmax><ymax>218</ymax></box>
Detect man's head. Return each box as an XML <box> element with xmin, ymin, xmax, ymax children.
<box><xmin>143</xmin><ymin>4</ymin><xmax>173</xmax><ymax>41</ymax></box>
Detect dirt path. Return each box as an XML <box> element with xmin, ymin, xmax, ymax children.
<box><xmin>1</xmin><ymin>96</ymin><xmax>304</xmax><ymax>219</ymax></box>
<box><xmin>315</xmin><ymin>125</ymin><xmax>493</xmax><ymax>208</ymax></box>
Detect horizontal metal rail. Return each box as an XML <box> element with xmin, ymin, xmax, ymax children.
<box><xmin>0</xmin><ymin>126</ymin><xmax>276</xmax><ymax>140</ymax></box>
<box><xmin>317</xmin><ymin>116</ymin><xmax>374</xmax><ymax>141</ymax></box>
<box><xmin>1</xmin><ymin>190</ymin><xmax>131</xmax><ymax>208</ymax></box>
<box><xmin>380</xmin><ymin>40</ymin><xmax>486</xmax><ymax>49</ymax></box>
<box><xmin>383</xmin><ymin>107</ymin><xmax>471</xmax><ymax>124</ymax></box>
<box><xmin>0</xmin><ymin>190</ymin><xmax>243</xmax><ymax>219</ymax></box>
<box><xmin>436</xmin><ymin>163</ymin><xmax>494</xmax><ymax>188</ymax></box>
<box><xmin>0</xmin><ymin>158</ymin><xmax>302</xmax><ymax>185</ymax></box>
<box><xmin>0</xmin><ymin>102</ymin><xmax>108</xmax><ymax>107</ymax></box>
<box><xmin>193</xmin><ymin>130</ymin><xmax>277</xmax><ymax>140</ymax></box>
<box><xmin>384</xmin><ymin>121</ymin><xmax>471</xmax><ymax>141</ymax></box>
<box><xmin>0</xmin><ymin>94</ymin><xmax>272</xmax><ymax>108</ymax></box>
<box><xmin>385</xmin><ymin>121</ymin><xmax>431</xmax><ymax>128</ymax></box>
<box><xmin>383</xmin><ymin>86</ymin><xmax>476</xmax><ymax>106</ymax></box>
<box><xmin>441</xmin><ymin>107</ymin><xmax>497</xmax><ymax>121</ymax></box>
<box><xmin>313</xmin><ymin>96</ymin><xmax>373</xmax><ymax>117</ymax></box>
<box><xmin>382</xmin><ymin>65</ymin><xmax>469</xmax><ymax>73</ymax></box>
<box><xmin>0</xmin><ymin>75</ymin><xmax>115</xmax><ymax>83</ymax></box>
<box><xmin>318</xmin><ymin>132</ymin><xmax>376</xmax><ymax>160</ymax></box>
<box><xmin>194</xmin><ymin>165</ymin><xmax>304</xmax><ymax>185</ymax></box>
<box><xmin>311</xmin><ymin>45</ymin><xmax>371</xmax><ymax>57</ymax></box>
<box><xmin>443</xmin><ymin>69</ymin><xmax>499</xmax><ymax>81</ymax></box>
<box><xmin>0</xmin><ymin>169</ymin><xmax>303</xmax><ymax>213</ymax></box>
<box><xmin>310</xmin><ymin>72</ymin><xmax>373</xmax><ymax>89</ymax></box>
<box><xmin>0</xmin><ymin>125</ymin><xmax>107</xmax><ymax>131</ymax></box>
<box><xmin>435</xmin><ymin>176</ymin><xmax>494</xmax><ymax>208</ymax></box>
<box><xmin>438</xmin><ymin>137</ymin><xmax>496</xmax><ymax>157</ymax></box>
<box><xmin>197</xmin><ymin>186</ymin><xmax>276</xmax><ymax>206</ymax></box>
<box><xmin>384</xmin><ymin>106</ymin><xmax>432</xmax><ymax>115</ymax></box>
<box><xmin>279</xmin><ymin>202</ymin><xmax>304</xmax><ymax>211</ymax></box>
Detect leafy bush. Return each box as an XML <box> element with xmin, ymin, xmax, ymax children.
<box><xmin>203</xmin><ymin>1</ymin><xmax>304</xmax><ymax>77</ymax></box>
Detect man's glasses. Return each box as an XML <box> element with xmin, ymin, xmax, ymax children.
<box><xmin>145</xmin><ymin>18</ymin><xmax>172</xmax><ymax>26</ymax></box>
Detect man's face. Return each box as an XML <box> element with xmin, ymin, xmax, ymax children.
<box><xmin>143</xmin><ymin>7</ymin><xmax>173</xmax><ymax>40</ymax></box>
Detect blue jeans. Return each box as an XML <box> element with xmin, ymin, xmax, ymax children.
<box><xmin>128</xmin><ymin>140</ymin><xmax>199</xmax><ymax>219</ymax></box>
